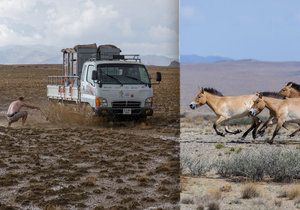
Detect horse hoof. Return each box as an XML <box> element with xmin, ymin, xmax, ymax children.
<box><xmin>233</xmin><ymin>129</ymin><xmax>242</xmax><ymax>134</ymax></box>
<box><xmin>266</xmin><ymin>139</ymin><xmax>273</xmax><ymax>144</ymax></box>
<box><xmin>239</xmin><ymin>137</ymin><xmax>245</xmax><ymax>141</ymax></box>
<box><xmin>289</xmin><ymin>134</ymin><xmax>294</xmax><ymax>138</ymax></box>
<box><xmin>218</xmin><ymin>133</ymin><xmax>225</xmax><ymax>137</ymax></box>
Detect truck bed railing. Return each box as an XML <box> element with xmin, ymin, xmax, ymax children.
<box><xmin>123</xmin><ymin>54</ymin><xmax>141</xmax><ymax>63</ymax></box>
<box><xmin>88</xmin><ymin>54</ymin><xmax>141</xmax><ymax>63</ymax></box>
<box><xmin>48</xmin><ymin>76</ymin><xmax>80</xmax><ymax>87</ymax></box>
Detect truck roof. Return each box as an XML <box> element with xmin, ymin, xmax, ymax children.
<box><xmin>84</xmin><ymin>60</ymin><xmax>145</xmax><ymax>66</ymax></box>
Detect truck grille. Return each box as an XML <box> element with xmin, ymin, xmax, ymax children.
<box><xmin>112</xmin><ymin>101</ymin><xmax>141</xmax><ymax>108</ymax></box>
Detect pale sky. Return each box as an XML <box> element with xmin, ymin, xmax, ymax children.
<box><xmin>181</xmin><ymin>0</ymin><xmax>300</xmax><ymax>61</ymax></box>
<box><xmin>0</xmin><ymin>0</ymin><xmax>179</xmax><ymax>58</ymax></box>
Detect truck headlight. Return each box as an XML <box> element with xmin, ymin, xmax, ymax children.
<box><xmin>145</xmin><ymin>97</ymin><xmax>153</xmax><ymax>107</ymax></box>
<box><xmin>96</xmin><ymin>97</ymin><xmax>108</xmax><ymax>108</ymax></box>
<box><xmin>100</xmin><ymin>98</ymin><xmax>108</xmax><ymax>107</ymax></box>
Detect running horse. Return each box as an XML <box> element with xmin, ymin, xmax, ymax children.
<box><xmin>249</xmin><ymin>92</ymin><xmax>300</xmax><ymax>144</ymax></box>
<box><xmin>190</xmin><ymin>88</ymin><xmax>261</xmax><ymax>139</ymax></box>
<box><xmin>258</xmin><ymin>82</ymin><xmax>300</xmax><ymax>135</ymax></box>
<box><xmin>279</xmin><ymin>82</ymin><xmax>300</xmax><ymax>98</ymax></box>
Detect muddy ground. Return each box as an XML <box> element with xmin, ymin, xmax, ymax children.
<box><xmin>180</xmin><ymin>114</ymin><xmax>300</xmax><ymax>210</ymax></box>
<box><xmin>0</xmin><ymin>64</ymin><xmax>180</xmax><ymax>210</ymax></box>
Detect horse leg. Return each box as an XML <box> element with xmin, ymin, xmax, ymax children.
<box><xmin>225</xmin><ymin>126</ymin><xmax>242</xmax><ymax>135</ymax></box>
<box><xmin>213</xmin><ymin>116</ymin><xmax>227</xmax><ymax>137</ymax></box>
<box><xmin>268</xmin><ymin>119</ymin><xmax>283</xmax><ymax>144</ymax></box>
<box><xmin>240</xmin><ymin>117</ymin><xmax>257</xmax><ymax>140</ymax></box>
<box><xmin>257</xmin><ymin>116</ymin><xmax>274</xmax><ymax>136</ymax></box>
<box><xmin>251</xmin><ymin>117</ymin><xmax>262</xmax><ymax>139</ymax></box>
<box><xmin>289</xmin><ymin>123</ymin><xmax>300</xmax><ymax>137</ymax></box>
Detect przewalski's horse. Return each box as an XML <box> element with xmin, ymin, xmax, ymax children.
<box><xmin>249</xmin><ymin>92</ymin><xmax>300</xmax><ymax>144</ymax></box>
<box><xmin>255</xmin><ymin>92</ymin><xmax>285</xmax><ymax>136</ymax></box>
<box><xmin>190</xmin><ymin>88</ymin><xmax>261</xmax><ymax>139</ymax></box>
<box><xmin>279</xmin><ymin>82</ymin><xmax>300</xmax><ymax>98</ymax></box>
<box><xmin>258</xmin><ymin>83</ymin><xmax>300</xmax><ymax>136</ymax></box>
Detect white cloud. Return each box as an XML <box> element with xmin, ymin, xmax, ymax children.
<box><xmin>0</xmin><ymin>0</ymin><xmax>178</xmax><ymax>58</ymax></box>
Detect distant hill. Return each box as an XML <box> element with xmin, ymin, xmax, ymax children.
<box><xmin>0</xmin><ymin>45</ymin><xmax>61</xmax><ymax>64</ymax></box>
<box><xmin>0</xmin><ymin>45</ymin><xmax>176</xmax><ymax>66</ymax></box>
<box><xmin>180</xmin><ymin>54</ymin><xmax>233</xmax><ymax>64</ymax></box>
<box><xmin>169</xmin><ymin>60</ymin><xmax>180</xmax><ymax>67</ymax></box>
<box><xmin>140</xmin><ymin>55</ymin><xmax>177</xmax><ymax>66</ymax></box>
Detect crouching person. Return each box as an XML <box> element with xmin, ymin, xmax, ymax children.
<box><xmin>7</xmin><ymin>97</ymin><xmax>40</xmax><ymax>127</ymax></box>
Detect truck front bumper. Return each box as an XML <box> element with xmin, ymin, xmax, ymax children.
<box><xmin>95</xmin><ymin>107</ymin><xmax>153</xmax><ymax>117</ymax></box>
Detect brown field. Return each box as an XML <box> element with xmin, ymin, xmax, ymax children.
<box><xmin>180</xmin><ymin>61</ymin><xmax>300</xmax><ymax>210</ymax></box>
<box><xmin>0</xmin><ymin>64</ymin><xmax>180</xmax><ymax>209</ymax></box>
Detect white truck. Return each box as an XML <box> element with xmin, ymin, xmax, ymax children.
<box><xmin>47</xmin><ymin>44</ymin><xmax>161</xmax><ymax>119</ymax></box>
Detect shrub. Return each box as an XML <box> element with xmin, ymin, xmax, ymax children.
<box><xmin>207</xmin><ymin>202</ymin><xmax>220</xmax><ymax>210</ymax></box>
<box><xmin>181</xmin><ymin>156</ymin><xmax>212</xmax><ymax>176</ymax></box>
<box><xmin>286</xmin><ymin>185</ymin><xmax>300</xmax><ymax>200</ymax></box>
<box><xmin>215</xmin><ymin>143</ymin><xmax>225</xmax><ymax>149</ymax></box>
<box><xmin>181</xmin><ymin>195</ymin><xmax>194</xmax><ymax>204</ymax></box>
<box><xmin>216</xmin><ymin>147</ymin><xmax>300</xmax><ymax>182</ymax></box>
<box><xmin>241</xmin><ymin>184</ymin><xmax>260</xmax><ymax>199</ymax></box>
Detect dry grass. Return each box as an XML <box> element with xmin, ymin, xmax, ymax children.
<box><xmin>220</xmin><ymin>184</ymin><xmax>232</xmax><ymax>193</ymax></box>
<box><xmin>196</xmin><ymin>205</ymin><xmax>204</xmax><ymax>210</ymax></box>
<box><xmin>208</xmin><ymin>188</ymin><xmax>222</xmax><ymax>200</ymax></box>
<box><xmin>274</xmin><ymin>199</ymin><xmax>282</xmax><ymax>207</ymax></box>
<box><xmin>241</xmin><ymin>183</ymin><xmax>260</xmax><ymax>199</ymax></box>
<box><xmin>286</xmin><ymin>185</ymin><xmax>300</xmax><ymax>200</ymax></box>
<box><xmin>207</xmin><ymin>202</ymin><xmax>220</xmax><ymax>210</ymax></box>
<box><xmin>181</xmin><ymin>195</ymin><xmax>194</xmax><ymax>204</ymax></box>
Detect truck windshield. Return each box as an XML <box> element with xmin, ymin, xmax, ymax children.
<box><xmin>97</xmin><ymin>64</ymin><xmax>150</xmax><ymax>85</ymax></box>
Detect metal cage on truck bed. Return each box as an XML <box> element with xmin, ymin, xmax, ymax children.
<box><xmin>61</xmin><ymin>44</ymin><xmax>122</xmax><ymax>79</ymax></box>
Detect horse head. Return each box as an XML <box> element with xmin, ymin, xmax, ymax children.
<box><xmin>189</xmin><ymin>87</ymin><xmax>207</xmax><ymax>109</ymax></box>
<box><xmin>279</xmin><ymin>82</ymin><xmax>294</xmax><ymax>98</ymax></box>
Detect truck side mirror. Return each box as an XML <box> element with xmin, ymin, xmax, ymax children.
<box><xmin>92</xmin><ymin>70</ymin><xmax>98</xmax><ymax>80</ymax></box>
<box><xmin>156</xmin><ymin>72</ymin><xmax>162</xmax><ymax>82</ymax></box>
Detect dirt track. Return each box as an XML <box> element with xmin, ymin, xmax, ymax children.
<box><xmin>0</xmin><ymin>64</ymin><xmax>180</xmax><ymax>210</ymax></box>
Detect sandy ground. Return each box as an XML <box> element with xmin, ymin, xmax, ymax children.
<box><xmin>0</xmin><ymin>64</ymin><xmax>180</xmax><ymax>210</ymax></box>
<box><xmin>180</xmin><ymin>114</ymin><xmax>300</xmax><ymax>210</ymax></box>
<box><xmin>180</xmin><ymin>61</ymin><xmax>300</xmax><ymax>210</ymax></box>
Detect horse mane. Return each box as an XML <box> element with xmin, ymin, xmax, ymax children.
<box><xmin>203</xmin><ymin>87</ymin><xmax>223</xmax><ymax>96</ymax></box>
<box><xmin>259</xmin><ymin>92</ymin><xmax>284</xmax><ymax>99</ymax></box>
<box><xmin>287</xmin><ymin>82</ymin><xmax>300</xmax><ymax>91</ymax></box>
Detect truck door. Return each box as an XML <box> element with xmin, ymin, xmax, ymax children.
<box><xmin>81</xmin><ymin>64</ymin><xmax>96</xmax><ymax>106</ymax></box>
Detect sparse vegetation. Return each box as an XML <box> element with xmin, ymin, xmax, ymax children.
<box><xmin>286</xmin><ymin>185</ymin><xmax>300</xmax><ymax>200</ymax></box>
<box><xmin>274</xmin><ymin>199</ymin><xmax>282</xmax><ymax>207</ymax></box>
<box><xmin>207</xmin><ymin>202</ymin><xmax>220</xmax><ymax>210</ymax></box>
<box><xmin>241</xmin><ymin>184</ymin><xmax>260</xmax><ymax>199</ymax></box>
<box><xmin>216</xmin><ymin>147</ymin><xmax>300</xmax><ymax>182</ymax></box>
<box><xmin>181</xmin><ymin>156</ymin><xmax>212</xmax><ymax>176</ymax></box>
<box><xmin>196</xmin><ymin>205</ymin><xmax>204</xmax><ymax>210</ymax></box>
<box><xmin>208</xmin><ymin>188</ymin><xmax>222</xmax><ymax>200</ymax></box>
<box><xmin>181</xmin><ymin>195</ymin><xmax>194</xmax><ymax>204</ymax></box>
<box><xmin>220</xmin><ymin>184</ymin><xmax>232</xmax><ymax>192</ymax></box>
<box><xmin>215</xmin><ymin>143</ymin><xmax>225</xmax><ymax>149</ymax></box>
<box><xmin>183</xmin><ymin>147</ymin><xmax>300</xmax><ymax>182</ymax></box>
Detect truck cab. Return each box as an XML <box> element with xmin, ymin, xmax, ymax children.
<box><xmin>81</xmin><ymin>60</ymin><xmax>155</xmax><ymax>117</ymax></box>
<box><xmin>47</xmin><ymin>44</ymin><xmax>161</xmax><ymax>119</ymax></box>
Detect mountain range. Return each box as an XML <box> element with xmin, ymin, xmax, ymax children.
<box><xmin>0</xmin><ymin>45</ymin><xmax>178</xmax><ymax>66</ymax></box>
<box><xmin>180</xmin><ymin>54</ymin><xmax>232</xmax><ymax>64</ymax></box>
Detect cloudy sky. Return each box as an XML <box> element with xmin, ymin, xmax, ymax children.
<box><xmin>181</xmin><ymin>0</ymin><xmax>300</xmax><ymax>61</ymax></box>
<box><xmin>0</xmin><ymin>0</ymin><xmax>178</xmax><ymax>58</ymax></box>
